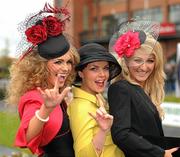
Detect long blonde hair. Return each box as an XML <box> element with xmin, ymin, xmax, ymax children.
<box><xmin>118</xmin><ymin>35</ymin><xmax>166</xmax><ymax>118</ymax></box>
<box><xmin>6</xmin><ymin>46</ymin><xmax>79</xmax><ymax>106</ymax></box>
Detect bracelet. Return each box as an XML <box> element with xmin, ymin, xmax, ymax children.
<box><xmin>35</xmin><ymin>110</ymin><xmax>49</xmax><ymax>122</ymax></box>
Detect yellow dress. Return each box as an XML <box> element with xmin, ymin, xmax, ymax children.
<box><xmin>67</xmin><ymin>86</ymin><xmax>125</xmax><ymax>157</ymax></box>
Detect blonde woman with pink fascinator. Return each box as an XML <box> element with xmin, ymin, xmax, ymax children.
<box><xmin>108</xmin><ymin>17</ymin><xmax>180</xmax><ymax>157</ymax></box>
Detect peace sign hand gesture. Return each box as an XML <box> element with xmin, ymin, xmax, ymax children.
<box><xmin>89</xmin><ymin>94</ymin><xmax>113</xmax><ymax>133</ymax></box>
<box><xmin>38</xmin><ymin>74</ymin><xmax>71</xmax><ymax>110</ymax></box>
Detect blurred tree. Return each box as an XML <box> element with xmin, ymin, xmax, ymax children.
<box><xmin>0</xmin><ymin>38</ymin><xmax>10</xmax><ymax>56</ymax></box>
<box><xmin>0</xmin><ymin>56</ymin><xmax>13</xmax><ymax>78</ymax></box>
<box><xmin>0</xmin><ymin>56</ymin><xmax>13</xmax><ymax>67</ymax></box>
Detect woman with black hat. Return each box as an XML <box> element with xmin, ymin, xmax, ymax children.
<box><xmin>67</xmin><ymin>43</ymin><xmax>124</xmax><ymax>157</ymax></box>
<box><xmin>6</xmin><ymin>4</ymin><xmax>79</xmax><ymax>157</ymax></box>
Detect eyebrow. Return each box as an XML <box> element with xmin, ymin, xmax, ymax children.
<box><xmin>53</xmin><ymin>57</ymin><xmax>72</xmax><ymax>61</ymax></box>
<box><xmin>133</xmin><ymin>56</ymin><xmax>155</xmax><ymax>59</ymax></box>
<box><xmin>88</xmin><ymin>64</ymin><xmax>109</xmax><ymax>68</ymax></box>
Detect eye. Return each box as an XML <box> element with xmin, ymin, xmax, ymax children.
<box><xmin>146</xmin><ymin>59</ymin><xmax>155</xmax><ymax>64</ymax></box>
<box><xmin>104</xmin><ymin>66</ymin><xmax>110</xmax><ymax>71</ymax></box>
<box><xmin>133</xmin><ymin>59</ymin><xmax>143</xmax><ymax>64</ymax></box>
<box><xmin>90</xmin><ymin>67</ymin><xmax>98</xmax><ymax>71</ymax></box>
<box><xmin>54</xmin><ymin>60</ymin><xmax>62</xmax><ymax>64</ymax></box>
<box><xmin>67</xmin><ymin>60</ymin><xmax>73</xmax><ymax>65</ymax></box>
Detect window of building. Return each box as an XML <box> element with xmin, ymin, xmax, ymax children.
<box><xmin>170</xmin><ymin>4</ymin><xmax>180</xmax><ymax>32</ymax></box>
<box><xmin>170</xmin><ymin>4</ymin><xmax>180</xmax><ymax>23</ymax></box>
<box><xmin>113</xmin><ymin>12</ymin><xmax>128</xmax><ymax>26</ymax></box>
<box><xmin>133</xmin><ymin>7</ymin><xmax>162</xmax><ymax>22</ymax></box>
<box><xmin>83</xmin><ymin>5</ymin><xmax>89</xmax><ymax>31</ymax></box>
<box><xmin>101</xmin><ymin>13</ymin><xmax>128</xmax><ymax>38</ymax></box>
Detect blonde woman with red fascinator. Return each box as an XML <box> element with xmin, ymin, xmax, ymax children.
<box><xmin>6</xmin><ymin>3</ymin><xmax>79</xmax><ymax>157</ymax></box>
<box><xmin>108</xmin><ymin>18</ymin><xmax>180</xmax><ymax>157</ymax></box>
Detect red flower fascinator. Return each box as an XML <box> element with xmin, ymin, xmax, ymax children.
<box><xmin>109</xmin><ymin>17</ymin><xmax>160</xmax><ymax>58</ymax></box>
<box><xmin>114</xmin><ymin>31</ymin><xmax>141</xmax><ymax>58</ymax></box>
<box><xmin>16</xmin><ymin>3</ymin><xmax>70</xmax><ymax>60</ymax></box>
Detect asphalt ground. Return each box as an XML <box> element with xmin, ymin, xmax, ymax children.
<box><xmin>0</xmin><ymin>145</ymin><xmax>20</xmax><ymax>157</ymax></box>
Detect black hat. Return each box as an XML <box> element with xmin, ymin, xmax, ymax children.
<box><xmin>17</xmin><ymin>3</ymin><xmax>71</xmax><ymax>60</ymax></box>
<box><xmin>76</xmin><ymin>43</ymin><xmax>121</xmax><ymax>81</ymax></box>
<box><xmin>38</xmin><ymin>34</ymin><xmax>70</xmax><ymax>59</ymax></box>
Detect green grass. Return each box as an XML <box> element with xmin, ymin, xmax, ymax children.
<box><xmin>164</xmin><ymin>94</ymin><xmax>180</xmax><ymax>103</ymax></box>
<box><xmin>0</xmin><ymin>111</ymin><xmax>19</xmax><ymax>147</ymax></box>
<box><xmin>0</xmin><ymin>110</ymin><xmax>32</xmax><ymax>155</ymax></box>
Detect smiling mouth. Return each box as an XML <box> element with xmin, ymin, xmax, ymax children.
<box><xmin>56</xmin><ymin>74</ymin><xmax>68</xmax><ymax>82</ymax></box>
<box><xmin>95</xmin><ymin>80</ymin><xmax>106</xmax><ymax>87</ymax></box>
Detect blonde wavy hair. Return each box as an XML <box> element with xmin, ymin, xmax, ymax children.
<box><xmin>6</xmin><ymin>46</ymin><xmax>79</xmax><ymax>106</ymax></box>
<box><xmin>117</xmin><ymin>35</ymin><xmax>166</xmax><ymax>118</ymax></box>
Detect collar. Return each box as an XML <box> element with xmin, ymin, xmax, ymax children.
<box><xmin>72</xmin><ymin>86</ymin><xmax>109</xmax><ymax>110</ymax></box>
<box><xmin>72</xmin><ymin>86</ymin><xmax>99</xmax><ymax>106</ymax></box>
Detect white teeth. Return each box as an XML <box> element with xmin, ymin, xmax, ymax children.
<box><xmin>96</xmin><ymin>81</ymin><xmax>103</xmax><ymax>84</ymax></box>
<box><xmin>137</xmin><ymin>71</ymin><xmax>146</xmax><ymax>74</ymax></box>
<box><xmin>60</xmin><ymin>75</ymin><xmax>66</xmax><ymax>78</ymax></box>
<box><xmin>57</xmin><ymin>74</ymin><xmax>67</xmax><ymax>77</ymax></box>
<box><xmin>56</xmin><ymin>74</ymin><xmax>67</xmax><ymax>82</ymax></box>
<box><xmin>96</xmin><ymin>80</ymin><xmax>104</xmax><ymax>83</ymax></box>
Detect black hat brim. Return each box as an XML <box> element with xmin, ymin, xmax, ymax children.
<box><xmin>75</xmin><ymin>43</ymin><xmax>121</xmax><ymax>83</ymax></box>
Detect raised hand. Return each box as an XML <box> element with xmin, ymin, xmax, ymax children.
<box><xmin>38</xmin><ymin>74</ymin><xmax>71</xmax><ymax>109</ymax></box>
<box><xmin>89</xmin><ymin>94</ymin><xmax>113</xmax><ymax>133</ymax></box>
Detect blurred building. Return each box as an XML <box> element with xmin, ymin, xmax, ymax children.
<box><xmin>57</xmin><ymin>0</ymin><xmax>180</xmax><ymax>61</ymax></box>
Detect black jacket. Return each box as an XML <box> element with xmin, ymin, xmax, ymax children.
<box><xmin>108</xmin><ymin>80</ymin><xmax>165</xmax><ymax>157</ymax></box>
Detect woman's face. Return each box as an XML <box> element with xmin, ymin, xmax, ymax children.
<box><xmin>126</xmin><ymin>50</ymin><xmax>155</xmax><ymax>87</ymax></box>
<box><xmin>47</xmin><ymin>50</ymin><xmax>73</xmax><ymax>88</ymax></box>
<box><xmin>79</xmin><ymin>61</ymin><xmax>109</xmax><ymax>95</ymax></box>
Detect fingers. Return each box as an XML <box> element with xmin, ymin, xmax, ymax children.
<box><xmin>104</xmin><ymin>114</ymin><xmax>113</xmax><ymax>120</ymax></box>
<box><xmin>89</xmin><ymin>111</ymin><xmax>113</xmax><ymax>121</ymax></box>
<box><xmin>56</xmin><ymin>86</ymin><xmax>71</xmax><ymax>102</ymax></box>
<box><xmin>38</xmin><ymin>85</ymin><xmax>71</xmax><ymax>100</ymax></box>
<box><xmin>165</xmin><ymin>147</ymin><xmax>179</xmax><ymax>157</ymax></box>
<box><xmin>53</xmin><ymin>74</ymin><xmax>60</xmax><ymax>92</ymax></box>
<box><xmin>98</xmin><ymin>106</ymin><xmax>107</xmax><ymax>115</ymax></box>
<box><xmin>37</xmin><ymin>85</ymin><xmax>71</xmax><ymax>107</ymax></box>
<box><xmin>88</xmin><ymin>112</ymin><xmax>97</xmax><ymax>120</ymax></box>
<box><xmin>96</xmin><ymin>108</ymin><xmax>104</xmax><ymax>116</ymax></box>
<box><xmin>96</xmin><ymin>94</ymin><xmax>105</xmax><ymax>108</ymax></box>
<box><xmin>168</xmin><ymin>147</ymin><xmax>179</xmax><ymax>153</ymax></box>
<box><xmin>96</xmin><ymin>94</ymin><xmax>104</xmax><ymax>107</ymax></box>
<box><xmin>60</xmin><ymin>86</ymin><xmax>71</xmax><ymax>99</ymax></box>
<box><xmin>37</xmin><ymin>87</ymin><xmax>47</xmax><ymax>99</ymax></box>
<box><xmin>37</xmin><ymin>87</ymin><xmax>44</xmax><ymax>94</ymax></box>
<box><xmin>96</xmin><ymin>108</ymin><xmax>113</xmax><ymax>120</ymax></box>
